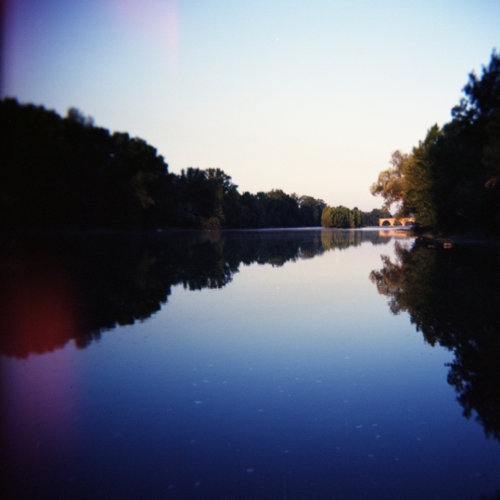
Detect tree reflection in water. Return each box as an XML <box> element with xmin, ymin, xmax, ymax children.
<box><xmin>370</xmin><ymin>240</ymin><xmax>500</xmax><ymax>441</ymax></box>
<box><xmin>0</xmin><ymin>229</ymin><xmax>392</xmax><ymax>358</ymax></box>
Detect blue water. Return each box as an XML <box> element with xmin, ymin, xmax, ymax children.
<box><xmin>2</xmin><ymin>229</ymin><xmax>500</xmax><ymax>499</ymax></box>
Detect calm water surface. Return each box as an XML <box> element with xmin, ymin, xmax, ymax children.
<box><xmin>1</xmin><ymin>229</ymin><xmax>500</xmax><ymax>499</ymax></box>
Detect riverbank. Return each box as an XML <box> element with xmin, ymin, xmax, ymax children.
<box><xmin>415</xmin><ymin>232</ymin><xmax>500</xmax><ymax>248</ymax></box>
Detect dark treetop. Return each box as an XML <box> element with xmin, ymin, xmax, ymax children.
<box><xmin>371</xmin><ymin>50</ymin><xmax>500</xmax><ymax>235</ymax></box>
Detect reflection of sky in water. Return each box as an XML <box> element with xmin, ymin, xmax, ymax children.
<box><xmin>3</xmin><ymin>234</ymin><xmax>500</xmax><ymax>499</ymax></box>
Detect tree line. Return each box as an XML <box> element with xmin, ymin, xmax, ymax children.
<box><xmin>321</xmin><ymin>205</ymin><xmax>392</xmax><ymax>228</ymax></box>
<box><xmin>0</xmin><ymin>98</ymin><xmax>384</xmax><ymax>230</ymax></box>
<box><xmin>371</xmin><ymin>50</ymin><xmax>500</xmax><ymax>234</ymax></box>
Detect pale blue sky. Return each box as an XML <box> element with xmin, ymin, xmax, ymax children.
<box><xmin>3</xmin><ymin>0</ymin><xmax>499</xmax><ymax>210</ymax></box>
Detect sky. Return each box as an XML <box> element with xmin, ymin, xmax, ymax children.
<box><xmin>2</xmin><ymin>0</ymin><xmax>499</xmax><ymax>211</ymax></box>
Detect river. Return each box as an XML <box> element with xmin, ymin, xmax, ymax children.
<box><xmin>1</xmin><ymin>228</ymin><xmax>500</xmax><ymax>499</ymax></box>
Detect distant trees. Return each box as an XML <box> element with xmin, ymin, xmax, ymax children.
<box><xmin>172</xmin><ymin>167</ymin><xmax>231</xmax><ymax>229</ymax></box>
<box><xmin>361</xmin><ymin>208</ymin><xmax>392</xmax><ymax>227</ymax></box>
<box><xmin>222</xmin><ymin>190</ymin><xmax>327</xmax><ymax>229</ymax></box>
<box><xmin>321</xmin><ymin>205</ymin><xmax>362</xmax><ymax>228</ymax></box>
<box><xmin>299</xmin><ymin>196</ymin><xmax>326</xmax><ymax>226</ymax></box>
<box><xmin>0</xmin><ymin>98</ymin><xmax>336</xmax><ymax>230</ymax></box>
<box><xmin>1</xmin><ymin>98</ymin><xmax>386</xmax><ymax>230</ymax></box>
<box><xmin>371</xmin><ymin>50</ymin><xmax>500</xmax><ymax>234</ymax></box>
<box><xmin>321</xmin><ymin>205</ymin><xmax>390</xmax><ymax>228</ymax></box>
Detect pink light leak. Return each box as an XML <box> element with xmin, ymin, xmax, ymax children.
<box><xmin>111</xmin><ymin>0</ymin><xmax>179</xmax><ymax>69</ymax></box>
<box><xmin>0</xmin><ymin>266</ymin><xmax>82</xmax><ymax>358</ymax></box>
<box><xmin>2</xmin><ymin>349</ymin><xmax>79</xmax><ymax>469</ymax></box>
<box><xmin>1</xmin><ymin>266</ymin><xmax>82</xmax><ymax>479</ymax></box>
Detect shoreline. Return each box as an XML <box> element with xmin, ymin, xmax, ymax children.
<box><xmin>415</xmin><ymin>232</ymin><xmax>500</xmax><ymax>248</ymax></box>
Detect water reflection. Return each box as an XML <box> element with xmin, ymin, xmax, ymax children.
<box><xmin>0</xmin><ymin>229</ymin><xmax>392</xmax><ymax>358</ymax></box>
<box><xmin>370</xmin><ymin>240</ymin><xmax>500</xmax><ymax>441</ymax></box>
<box><xmin>3</xmin><ymin>229</ymin><xmax>500</xmax><ymax>499</ymax></box>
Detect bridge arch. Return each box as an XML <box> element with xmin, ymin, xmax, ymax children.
<box><xmin>379</xmin><ymin>217</ymin><xmax>414</xmax><ymax>227</ymax></box>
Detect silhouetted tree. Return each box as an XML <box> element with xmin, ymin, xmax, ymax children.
<box><xmin>1</xmin><ymin>98</ymin><xmax>373</xmax><ymax>231</ymax></box>
<box><xmin>371</xmin><ymin>50</ymin><xmax>500</xmax><ymax>234</ymax></box>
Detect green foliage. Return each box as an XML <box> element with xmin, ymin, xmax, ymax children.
<box><xmin>401</xmin><ymin>125</ymin><xmax>441</xmax><ymax>229</ymax></box>
<box><xmin>321</xmin><ymin>205</ymin><xmax>363</xmax><ymax>228</ymax></box>
<box><xmin>370</xmin><ymin>150</ymin><xmax>407</xmax><ymax>211</ymax></box>
<box><xmin>371</xmin><ymin>50</ymin><xmax>500</xmax><ymax>234</ymax></box>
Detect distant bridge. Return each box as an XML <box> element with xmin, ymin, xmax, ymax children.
<box><xmin>379</xmin><ymin>217</ymin><xmax>414</xmax><ymax>227</ymax></box>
